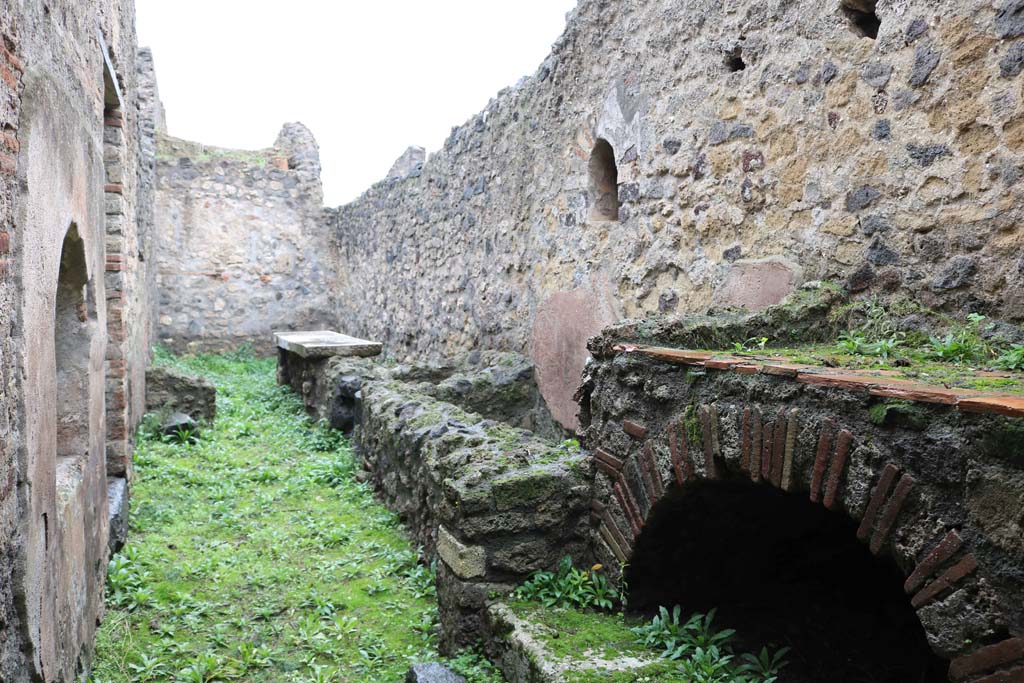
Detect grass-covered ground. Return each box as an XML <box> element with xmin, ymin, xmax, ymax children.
<box><xmin>90</xmin><ymin>350</ymin><xmax>500</xmax><ymax>683</ymax></box>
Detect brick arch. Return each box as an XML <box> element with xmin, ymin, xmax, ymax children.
<box><xmin>590</xmin><ymin>403</ymin><xmax>1021</xmax><ymax>683</ymax></box>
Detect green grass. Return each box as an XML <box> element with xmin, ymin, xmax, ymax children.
<box><xmin>90</xmin><ymin>350</ymin><xmax>500</xmax><ymax>683</ymax></box>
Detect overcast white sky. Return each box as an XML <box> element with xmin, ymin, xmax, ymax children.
<box><xmin>136</xmin><ymin>1</ymin><xmax>577</xmax><ymax>206</ymax></box>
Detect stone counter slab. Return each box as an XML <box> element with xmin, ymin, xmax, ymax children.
<box><xmin>275</xmin><ymin>330</ymin><xmax>382</xmax><ymax>358</ymax></box>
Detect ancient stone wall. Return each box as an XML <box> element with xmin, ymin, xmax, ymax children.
<box><xmin>328</xmin><ymin>0</ymin><xmax>1024</xmax><ymax>431</ymax></box>
<box><xmin>0</xmin><ymin>7</ymin><xmax>27</xmax><ymax>680</ymax></box>
<box><xmin>153</xmin><ymin>124</ymin><xmax>336</xmax><ymax>354</ymax></box>
<box><xmin>0</xmin><ymin>0</ymin><xmax>149</xmax><ymax>679</ymax></box>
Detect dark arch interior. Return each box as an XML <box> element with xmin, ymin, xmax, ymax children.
<box><xmin>626</xmin><ymin>480</ymin><xmax>947</xmax><ymax>683</ymax></box>
<box><xmin>841</xmin><ymin>0</ymin><xmax>880</xmax><ymax>39</ymax></box>
<box><xmin>588</xmin><ymin>138</ymin><xmax>619</xmax><ymax>221</ymax></box>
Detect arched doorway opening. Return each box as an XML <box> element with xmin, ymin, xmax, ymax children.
<box><xmin>588</xmin><ymin>138</ymin><xmax>620</xmax><ymax>221</ymax></box>
<box><xmin>625</xmin><ymin>479</ymin><xmax>947</xmax><ymax>682</ymax></box>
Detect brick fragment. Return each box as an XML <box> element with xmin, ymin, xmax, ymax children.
<box><xmin>740</xmin><ymin>407</ymin><xmax>751</xmax><ymax>472</ymax></box>
<box><xmin>104</xmin><ymin>183</ymin><xmax>124</xmax><ymax>194</ymax></box>
<box><xmin>870</xmin><ymin>473</ymin><xmax>915</xmax><ymax>554</ymax></box>
<box><xmin>810</xmin><ymin>414</ymin><xmax>843</xmax><ymax>455</ymax></box>
<box><xmin>781</xmin><ymin>409</ymin><xmax>798</xmax><ymax>491</ymax></box>
<box><xmin>594</xmin><ymin>447</ymin><xmax>624</xmax><ymax>474</ymax></box>
<box><xmin>4</xmin><ymin>48</ymin><xmax>24</xmax><ymax>73</ymax></box>
<box><xmin>0</xmin><ymin>152</ymin><xmax>15</xmax><ymax>176</ymax></box>
<box><xmin>613</xmin><ymin>479</ymin><xmax>643</xmax><ymax>537</ymax></box>
<box><xmin>0</xmin><ymin>231</ymin><xmax>8</xmax><ymax>253</ymax></box>
<box><xmin>623</xmin><ymin>419</ymin><xmax>647</xmax><ymax>439</ymax></box>
<box><xmin>599</xmin><ymin>523</ymin><xmax>628</xmax><ymax>564</ymax></box>
<box><xmin>644</xmin><ymin>443</ymin><xmax>664</xmax><ymax>499</ymax></box>
<box><xmin>667</xmin><ymin>422</ymin><xmax>687</xmax><ymax>485</ymax></box>
<box><xmin>911</xmin><ymin>555</ymin><xmax>978</xmax><ymax>608</ymax></box>
<box><xmin>700</xmin><ymin>405</ymin><xmax>719</xmax><ymax>479</ymax></box>
<box><xmin>760</xmin><ymin>415</ymin><xmax>773</xmax><ymax>481</ymax></box>
<box><xmin>857</xmin><ymin>464</ymin><xmax>899</xmax><ymax>541</ymax></box>
<box><xmin>823</xmin><ymin>429</ymin><xmax>852</xmax><ymax>509</ymax></box>
<box><xmin>770</xmin><ymin>409</ymin><xmax>786</xmax><ymax>488</ymax></box>
<box><xmin>949</xmin><ymin>638</ymin><xmax>1024</xmax><ymax>681</ymax></box>
<box><xmin>0</xmin><ymin>64</ymin><xmax>17</xmax><ymax>90</ymax></box>
<box><xmin>750</xmin><ymin>407</ymin><xmax>762</xmax><ymax>483</ymax></box>
<box><xmin>905</xmin><ymin>530</ymin><xmax>963</xmax><ymax>594</ymax></box>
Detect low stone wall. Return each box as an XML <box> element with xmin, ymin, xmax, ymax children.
<box><xmin>277</xmin><ymin>350</ymin><xmax>592</xmax><ymax>650</ymax></box>
<box><xmin>356</xmin><ymin>379</ymin><xmax>591</xmax><ymax>649</ymax></box>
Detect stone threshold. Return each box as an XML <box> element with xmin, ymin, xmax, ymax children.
<box><xmin>612</xmin><ymin>344</ymin><xmax>1024</xmax><ymax>419</ymax></box>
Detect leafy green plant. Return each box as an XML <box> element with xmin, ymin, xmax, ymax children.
<box><xmin>631</xmin><ymin>606</ymin><xmax>734</xmax><ymax>660</ymax></box>
<box><xmin>739</xmin><ymin>645</ymin><xmax>791</xmax><ymax>682</ymax></box>
<box><xmin>633</xmin><ymin>606</ymin><xmax>789</xmax><ymax>683</ymax></box>
<box><xmin>675</xmin><ymin>645</ymin><xmax>735</xmax><ymax>683</ymax></box>
<box><xmin>836</xmin><ymin>331</ymin><xmax>903</xmax><ymax>359</ymax></box>
<box><xmin>733</xmin><ymin>337</ymin><xmax>768</xmax><ymax>353</ymax></box>
<box><xmin>927</xmin><ymin>313</ymin><xmax>994</xmax><ymax>363</ymax></box>
<box><xmin>995</xmin><ymin>344</ymin><xmax>1024</xmax><ymax>371</ymax></box>
<box><xmin>513</xmin><ymin>556</ymin><xmax>615</xmax><ymax>610</ymax></box>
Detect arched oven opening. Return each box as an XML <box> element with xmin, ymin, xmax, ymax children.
<box><xmin>625</xmin><ymin>479</ymin><xmax>948</xmax><ymax>683</ymax></box>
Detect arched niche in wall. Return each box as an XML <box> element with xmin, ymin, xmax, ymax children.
<box><xmin>588</xmin><ymin>138</ymin><xmax>620</xmax><ymax>221</ymax></box>
<box><xmin>54</xmin><ymin>223</ymin><xmax>95</xmax><ymax>487</ymax></box>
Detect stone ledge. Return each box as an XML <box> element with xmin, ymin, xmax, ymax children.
<box><xmin>275</xmin><ymin>330</ymin><xmax>382</xmax><ymax>359</ymax></box>
<box><xmin>612</xmin><ymin>344</ymin><xmax>1024</xmax><ymax>419</ymax></box>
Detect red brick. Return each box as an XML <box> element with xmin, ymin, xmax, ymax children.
<box><xmin>623</xmin><ymin>419</ymin><xmax>647</xmax><ymax>439</ymax></box>
<box><xmin>740</xmin><ymin>407</ymin><xmax>751</xmax><ymax>472</ymax></box>
<box><xmin>911</xmin><ymin>555</ymin><xmax>978</xmax><ymax>608</ymax></box>
<box><xmin>636</xmin><ymin>347</ymin><xmax>713</xmax><ymax>365</ymax></box>
<box><xmin>104</xmin><ymin>117</ymin><xmax>124</xmax><ymax>128</ymax></box>
<box><xmin>823</xmin><ymin>429</ymin><xmax>852</xmax><ymax>510</ymax></box>
<box><xmin>0</xmin><ymin>258</ymin><xmax>8</xmax><ymax>278</ymax></box>
<box><xmin>870</xmin><ymin>473</ymin><xmax>915</xmax><ymax>554</ymax></box>
<box><xmin>734</xmin><ymin>364</ymin><xmax>760</xmax><ymax>374</ymax></box>
<box><xmin>905</xmin><ymin>530</ymin><xmax>964</xmax><ymax>594</ymax></box>
<box><xmin>700</xmin><ymin>406</ymin><xmax>719</xmax><ymax>479</ymax></box>
<box><xmin>636</xmin><ymin>445</ymin><xmax>657</xmax><ymax>506</ymax></box>
<box><xmin>0</xmin><ymin>231</ymin><xmax>8</xmax><ymax>254</ymax></box>
<box><xmin>2</xmin><ymin>131</ymin><xmax>18</xmax><ymax>154</ymax></box>
<box><xmin>644</xmin><ymin>443</ymin><xmax>664</xmax><ymax>499</ymax></box>
<box><xmin>957</xmin><ymin>396</ymin><xmax>1024</xmax><ymax>419</ymax></box>
<box><xmin>796</xmin><ymin>371</ymin><xmax>878</xmax><ymax>393</ymax></box>
<box><xmin>973</xmin><ymin>665</ymin><xmax>1024</xmax><ymax>683</ymax></box>
<box><xmin>948</xmin><ymin>637</ymin><xmax>1024</xmax><ymax>680</ymax></box>
<box><xmin>869</xmin><ymin>384</ymin><xmax>963</xmax><ymax>405</ymax></box>
<box><xmin>104</xmin><ymin>183</ymin><xmax>123</xmax><ymax>194</ymax></box>
<box><xmin>770</xmin><ymin>409</ymin><xmax>786</xmax><ymax>488</ymax></box>
<box><xmin>0</xmin><ymin>152</ymin><xmax>15</xmax><ymax>176</ymax></box>
<box><xmin>668</xmin><ymin>420</ymin><xmax>693</xmax><ymax>484</ymax></box>
<box><xmin>598</xmin><ymin>521</ymin><xmax>628</xmax><ymax>564</ymax></box>
<box><xmin>781</xmin><ymin>410</ymin><xmax>798</xmax><ymax>492</ymax></box>
<box><xmin>594</xmin><ymin>447</ymin><xmax>624</xmax><ymax>474</ymax></box>
<box><xmin>0</xmin><ymin>63</ymin><xmax>17</xmax><ymax>90</ymax></box>
<box><xmin>857</xmin><ymin>464</ymin><xmax>899</xmax><ymax>542</ymax></box>
<box><xmin>705</xmin><ymin>358</ymin><xmax>744</xmax><ymax>370</ymax></box>
<box><xmin>760</xmin><ymin>415</ymin><xmax>773</xmax><ymax>481</ymax></box>
<box><xmin>613</xmin><ymin>479</ymin><xmax>643</xmax><ymax>537</ymax></box>
<box><xmin>601</xmin><ymin>507</ymin><xmax>631</xmax><ymax>560</ymax></box>
<box><xmin>4</xmin><ymin>48</ymin><xmax>23</xmax><ymax>73</ymax></box>
<box><xmin>749</xmin><ymin>407</ymin><xmax>762</xmax><ymax>483</ymax></box>
<box><xmin>810</xmin><ymin>419</ymin><xmax>834</xmax><ymax>503</ymax></box>
<box><xmin>0</xmin><ymin>468</ymin><xmax>14</xmax><ymax>502</ymax></box>
<box><xmin>761</xmin><ymin>362</ymin><xmax>808</xmax><ymax>378</ymax></box>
